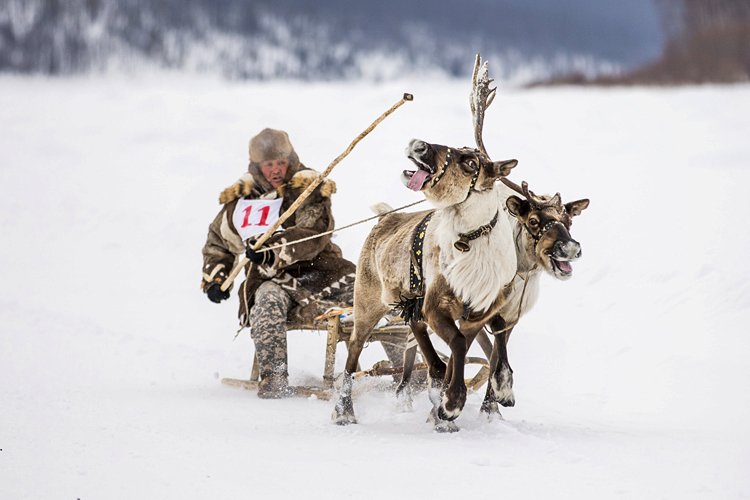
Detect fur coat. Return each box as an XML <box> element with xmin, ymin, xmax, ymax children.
<box><xmin>201</xmin><ymin>163</ymin><xmax>356</xmax><ymax>326</ymax></box>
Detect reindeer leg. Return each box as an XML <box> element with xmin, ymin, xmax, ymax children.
<box><xmin>332</xmin><ymin>304</ymin><xmax>388</xmax><ymax>425</ymax></box>
<box><xmin>480</xmin><ymin>336</ymin><xmax>502</xmax><ymax>418</ymax></box>
<box><xmin>404</xmin><ymin>320</ymin><xmax>452</xmax><ymax>430</ymax></box>
<box><xmin>483</xmin><ymin>316</ymin><xmax>515</xmax><ymax>410</ymax></box>
<box><xmin>494</xmin><ymin>328</ymin><xmax>515</xmax><ymax>407</ymax></box>
<box><xmin>474</xmin><ymin>326</ymin><xmax>502</xmax><ymax>417</ymax></box>
<box><xmin>438</xmin><ymin>324</ymin><xmax>488</xmax><ymax>421</ymax></box>
<box><xmin>395</xmin><ymin>336</ymin><xmax>419</xmax><ymax>411</ymax></box>
<box><xmin>406</xmin><ymin>321</ymin><xmax>447</xmax><ymax>411</ymax></box>
<box><xmin>433</xmin><ymin>317</ymin><xmax>469</xmax><ymax>422</ymax></box>
<box><xmin>407</xmin><ymin>320</ymin><xmax>446</xmax><ymax>380</ymax></box>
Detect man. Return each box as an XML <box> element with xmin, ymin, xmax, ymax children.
<box><xmin>201</xmin><ymin>128</ymin><xmax>357</xmax><ymax>398</ymax></box>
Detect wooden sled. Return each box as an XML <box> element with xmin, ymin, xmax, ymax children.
<box><xmin>221</xmin><ymin>307</ymin><xmax>493</xmax><ymax>397</ymax></box>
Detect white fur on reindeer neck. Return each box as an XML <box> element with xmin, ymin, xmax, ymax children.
<box><xmin>429</xmin><ymin>184</ymin><xmax>517</xmax><ymax>313</ymax></box>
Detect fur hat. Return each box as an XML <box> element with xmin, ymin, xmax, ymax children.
<box><xmin>249</xmin><ymin>128</ymin><xmax>295</xmax><ymax>164</ymax></box>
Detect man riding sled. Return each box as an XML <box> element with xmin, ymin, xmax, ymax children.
<box><xmin>201</xmin><ymin>128</ymin><xmax>357</xmax><ymax>398</ymax></box>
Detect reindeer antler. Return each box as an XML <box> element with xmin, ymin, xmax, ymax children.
<box><xmin>469</xmin><ymin>53</ymin><xmax>531</xmax><ymax>200</ymax></box>
<box><xmin>470</xmin><ymin>53</ymin><xmax>497</xmax><ymax>158</ymax></box>
<box><xmin>501</xmin><ymin>177</ymin><xmax>525</xmax><ymax>196</ymax></box>
<box><xmin>522</xmin><ymin>181</ymin><xmax>562</xmax><ymax>209</ymax></box>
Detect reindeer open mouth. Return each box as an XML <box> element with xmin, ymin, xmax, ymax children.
<box><xmin>550</xmin><ymin>256</ymin><xmax>573</xmax><ymax>277</ymax></box>
<box><xmin>402</xmin><ymin>139</ymin><xmax>435</xmax><ymax>191</ymax></box>
<box><xmin>547</xmin><ymin>240</ymin><xmax>581</xmax><ymax>279</ymax></box>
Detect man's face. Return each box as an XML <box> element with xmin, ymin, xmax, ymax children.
<box><xmin>259</xmin><ymin>158</ymin><xmax>289</xmax><ymax>188</ymax></box>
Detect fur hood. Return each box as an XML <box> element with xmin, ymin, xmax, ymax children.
<box><xmin>219</xmin><ymin>170</ymin><xmax>337</xmax><ymax>205</ymax></box>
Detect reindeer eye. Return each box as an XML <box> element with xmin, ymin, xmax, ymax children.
<box><xmin>528</xmin><ymin>218</ymin><xmax>539</xmax><ymax>227</ymax></box>
<box><xmin>460</xmin><ymin>158</ymin><xmax>478</xmax><ymax>174</ymax></box>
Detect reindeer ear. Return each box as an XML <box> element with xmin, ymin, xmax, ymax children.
<box><xmin>506</xmin><ymin>195</ymin><xmax>529</xmax><ymax>218</ymax></box>
<box><xmin>565</xmin><ymin>199</ymin><xmax>590</xmax><ymax>217</ymax></box>
<box><xmin>491</xmin><ymin>159</ymin><xmax>517</xmax><ymax>178</ymax></box>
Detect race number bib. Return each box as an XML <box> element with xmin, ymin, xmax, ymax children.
<box><xmin>232</xmin><ymin>198</ymin><xmax>283</xmax><ymax>242</ymax></box>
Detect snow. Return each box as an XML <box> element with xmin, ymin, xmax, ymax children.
<box><xmin>1</xmin><ymin>73</ymin><xmax>749</xmax><ymax>498</ymax></box>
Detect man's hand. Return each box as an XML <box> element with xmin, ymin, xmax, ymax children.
<box><xmin>206</xmin><ymin>283</ymin><xmax>230</xmax><ymax>303</ymax></box>
<box><xmin>246</xmin><ymin>242</ymin><xmax>276</xmax><ymax>266</ymax></box>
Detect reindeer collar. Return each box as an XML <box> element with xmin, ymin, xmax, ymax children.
<box><xmin>454</xmin><ymin>210</ymin><xmax>499</xmax><ymax>252</ymax></box>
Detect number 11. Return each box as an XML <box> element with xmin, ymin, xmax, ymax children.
<box><xmin>241</xmin><ymin>205</ymin><xmax>271</xmax><ymax>228</ymax></box>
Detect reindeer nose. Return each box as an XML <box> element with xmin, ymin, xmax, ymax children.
<box><xmin>409</xmin><ymin>139</ymin><xmax>428</xmax><ymax>154</ymax></box>
<box><xmin>555</xmin><ymin>240</ymin><xmax>581</xmax><ymax>260</ymax></box>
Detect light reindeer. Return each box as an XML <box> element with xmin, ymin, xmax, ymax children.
<box><xmin>333</xmin><ymin>56</ymin><xmax>520</xmax><ymax>430</ymax></box>
<box><xmin>393</xmin><ymin>60</ymin><xmax>591</xmax><ymax>419</ymax></box>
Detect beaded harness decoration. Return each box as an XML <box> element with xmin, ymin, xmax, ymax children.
<box><xmin>395</xmin><ymin>211</ymin><xmax>435</xmax><ymax>324</ymax></box>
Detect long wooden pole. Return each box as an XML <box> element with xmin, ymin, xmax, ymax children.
<box><xmin>220</xmin><ymin>93</ymin><xmax>413</xmax><ymax>292</ymax></box>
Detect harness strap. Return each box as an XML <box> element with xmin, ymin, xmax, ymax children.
<box><xmin>430</xmin><ymin>147</ymin><xmax>480</xmax><ymax>203</ymax></box>
<box><xmin>430</xmin><ymin>148</ymin><xmax>451</xmax><ymax>187</ymax></box>
<box><xmin>524</xmin><ymin>220</ymin><xmax>568</xmax><ymax>245</ymax></box>
<box><xmin>394</xmin><ymin>211</ymin><xmax>435</xmax><ymax>324</ymax></box>
<box><xmin>409</xmin><ymin>211</ymin><xmax>435</xmax><ymax>295</ymax></box>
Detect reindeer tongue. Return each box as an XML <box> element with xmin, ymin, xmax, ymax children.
<box><xmin>407</xmin><ymin>170</ymin><xmax>429</xmax><ymax>191</ymax></box>
<box><xmin>556</xmin><ymin>260</ymin><xmax>572</xmax><ymax>274</ymax></box>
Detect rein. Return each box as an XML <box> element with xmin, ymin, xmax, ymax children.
<box><xmin>257</xmin><ymin>199</ymin><xmax>426</xmax><ymax>254</ymax></box>
<box><xmin>484</xmin><ymin>266</ymin><xmax>536</xmax><ymax>336</ymax></box>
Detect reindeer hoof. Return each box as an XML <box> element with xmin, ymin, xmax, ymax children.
<box><xmin>427</xmin><ymin>407</ymin><xmax>460</xmax><ymax>432</ymax></box>
<box><xmin>437</xmin><ymin>404</ymin><xmax>460</xmax><ymax>422</ymax></box>
<box><xmin>480</xmin><ymin>400</ymin><xmax>504</xmax><ymax>420</ymax></box>
<box><xmin>332</xmin><ymin>397</ymin><xmax>357</xmax><ymax>425</ymax></box>
<box><xmin>332</xmin><ymin>412</ymin><xmax>357</xmax><ymax>425</ymax></box>
<box><xmin>437</xmin><ymin>391</ymin><xmax>464</xmax><ymax>421</ymax></box>
<box><xmin>498</xmin><ymin>393</ymin><xmax>516</xmax><ymax>407</ymax></box>
<box><xmin>434</xmin><ymin>420</ymin><xmax>460</xmax><ymax>433</ymax></box>
<box><xmin>395</xmin><ymin>386</ymin><xmax>414</xmax><ymax>412</ymax></box>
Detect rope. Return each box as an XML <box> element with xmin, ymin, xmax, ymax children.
<box><xmin>257</xmin><ymin>199</ymin><xmax>425</xmax><ymax>253</ymax></box>
<box><xmin>220</xmin><ymin>93</ymin><xmax>413</xmax><ymax>292</ymax></box>
<box><xmin>250</xmin><ymin>94</ymin><xmax>413</xmax><ymax>252</ymax></box>
<box><xmin>484</xmin><ymin>266</ymin><xmax>536</xmax><ymax>336</ymax></box>
<box><xmin>231</xmin><ymin>199</ymin><xmax>425</xmax><ymax>338</ymax></box>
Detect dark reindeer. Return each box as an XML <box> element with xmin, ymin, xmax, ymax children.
<box><xmin>479</xmin><ymin>181</ymin><xmax>589</xmax><ymax>416</ymax></box>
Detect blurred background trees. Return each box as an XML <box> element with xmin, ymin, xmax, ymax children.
<box><xmin>630</xmin><ymin>0</ymin><xmax>750</xmax><ymax>83</ymax></box>
<box><xmin>0</xmin><ymin>0</ymin><xmax>746</xmax><ymax>84</ymax></box>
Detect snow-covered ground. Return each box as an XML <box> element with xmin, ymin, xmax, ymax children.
<box><xmin>1</xmin><ymin>74</ymin><xmax>748</xmax><ymax>499</ymax></box>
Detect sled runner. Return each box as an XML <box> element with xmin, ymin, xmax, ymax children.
<box><xmin>221</xmin><ymin>307</ymin><xmax>492</xmax><ymax>399</ymax></box>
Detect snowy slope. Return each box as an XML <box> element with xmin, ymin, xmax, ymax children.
<box><xmin>0</xmin><ymin>74</ymin><xmax>749</xmax><ymax>499</ymax></box>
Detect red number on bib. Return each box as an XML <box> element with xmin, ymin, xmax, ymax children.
<box><xmin>256</xmin><ymin>205</ymin><xmax>271</xmax><ymax>226</ymax></box>
<box><xmin>241</xmin><ymin>206</ymin><xmax>253</xmax><ymax>228</ymax></box>
<box><xmin>241</xmin><ymin>204</ymin><xmax>272</xmax><ymax>228</ymax></box>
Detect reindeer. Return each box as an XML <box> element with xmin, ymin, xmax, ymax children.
<box><xmin>333</xmin><ymin>56</ymin><xmax>521</xmax><ymax>430</ymax></box>
<box><xmin>394</xmin><ymin>179</ymin><xmax>590</xmax><ymax>418</ymax></box>
<box><xmin>478</xmin><ymin>181</ymin><xmax>589</xmax><ymax>416</ymax></box>
<box><xmin>390</xmin><ymin>56</ymin><xmax>591</xmax><ymax>421</ymax></box>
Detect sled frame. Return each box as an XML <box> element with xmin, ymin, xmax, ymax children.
<box><xmin>220</xmin><ymin>308</ymin><xmax>493</xmax><ymax>396</ymax></box>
